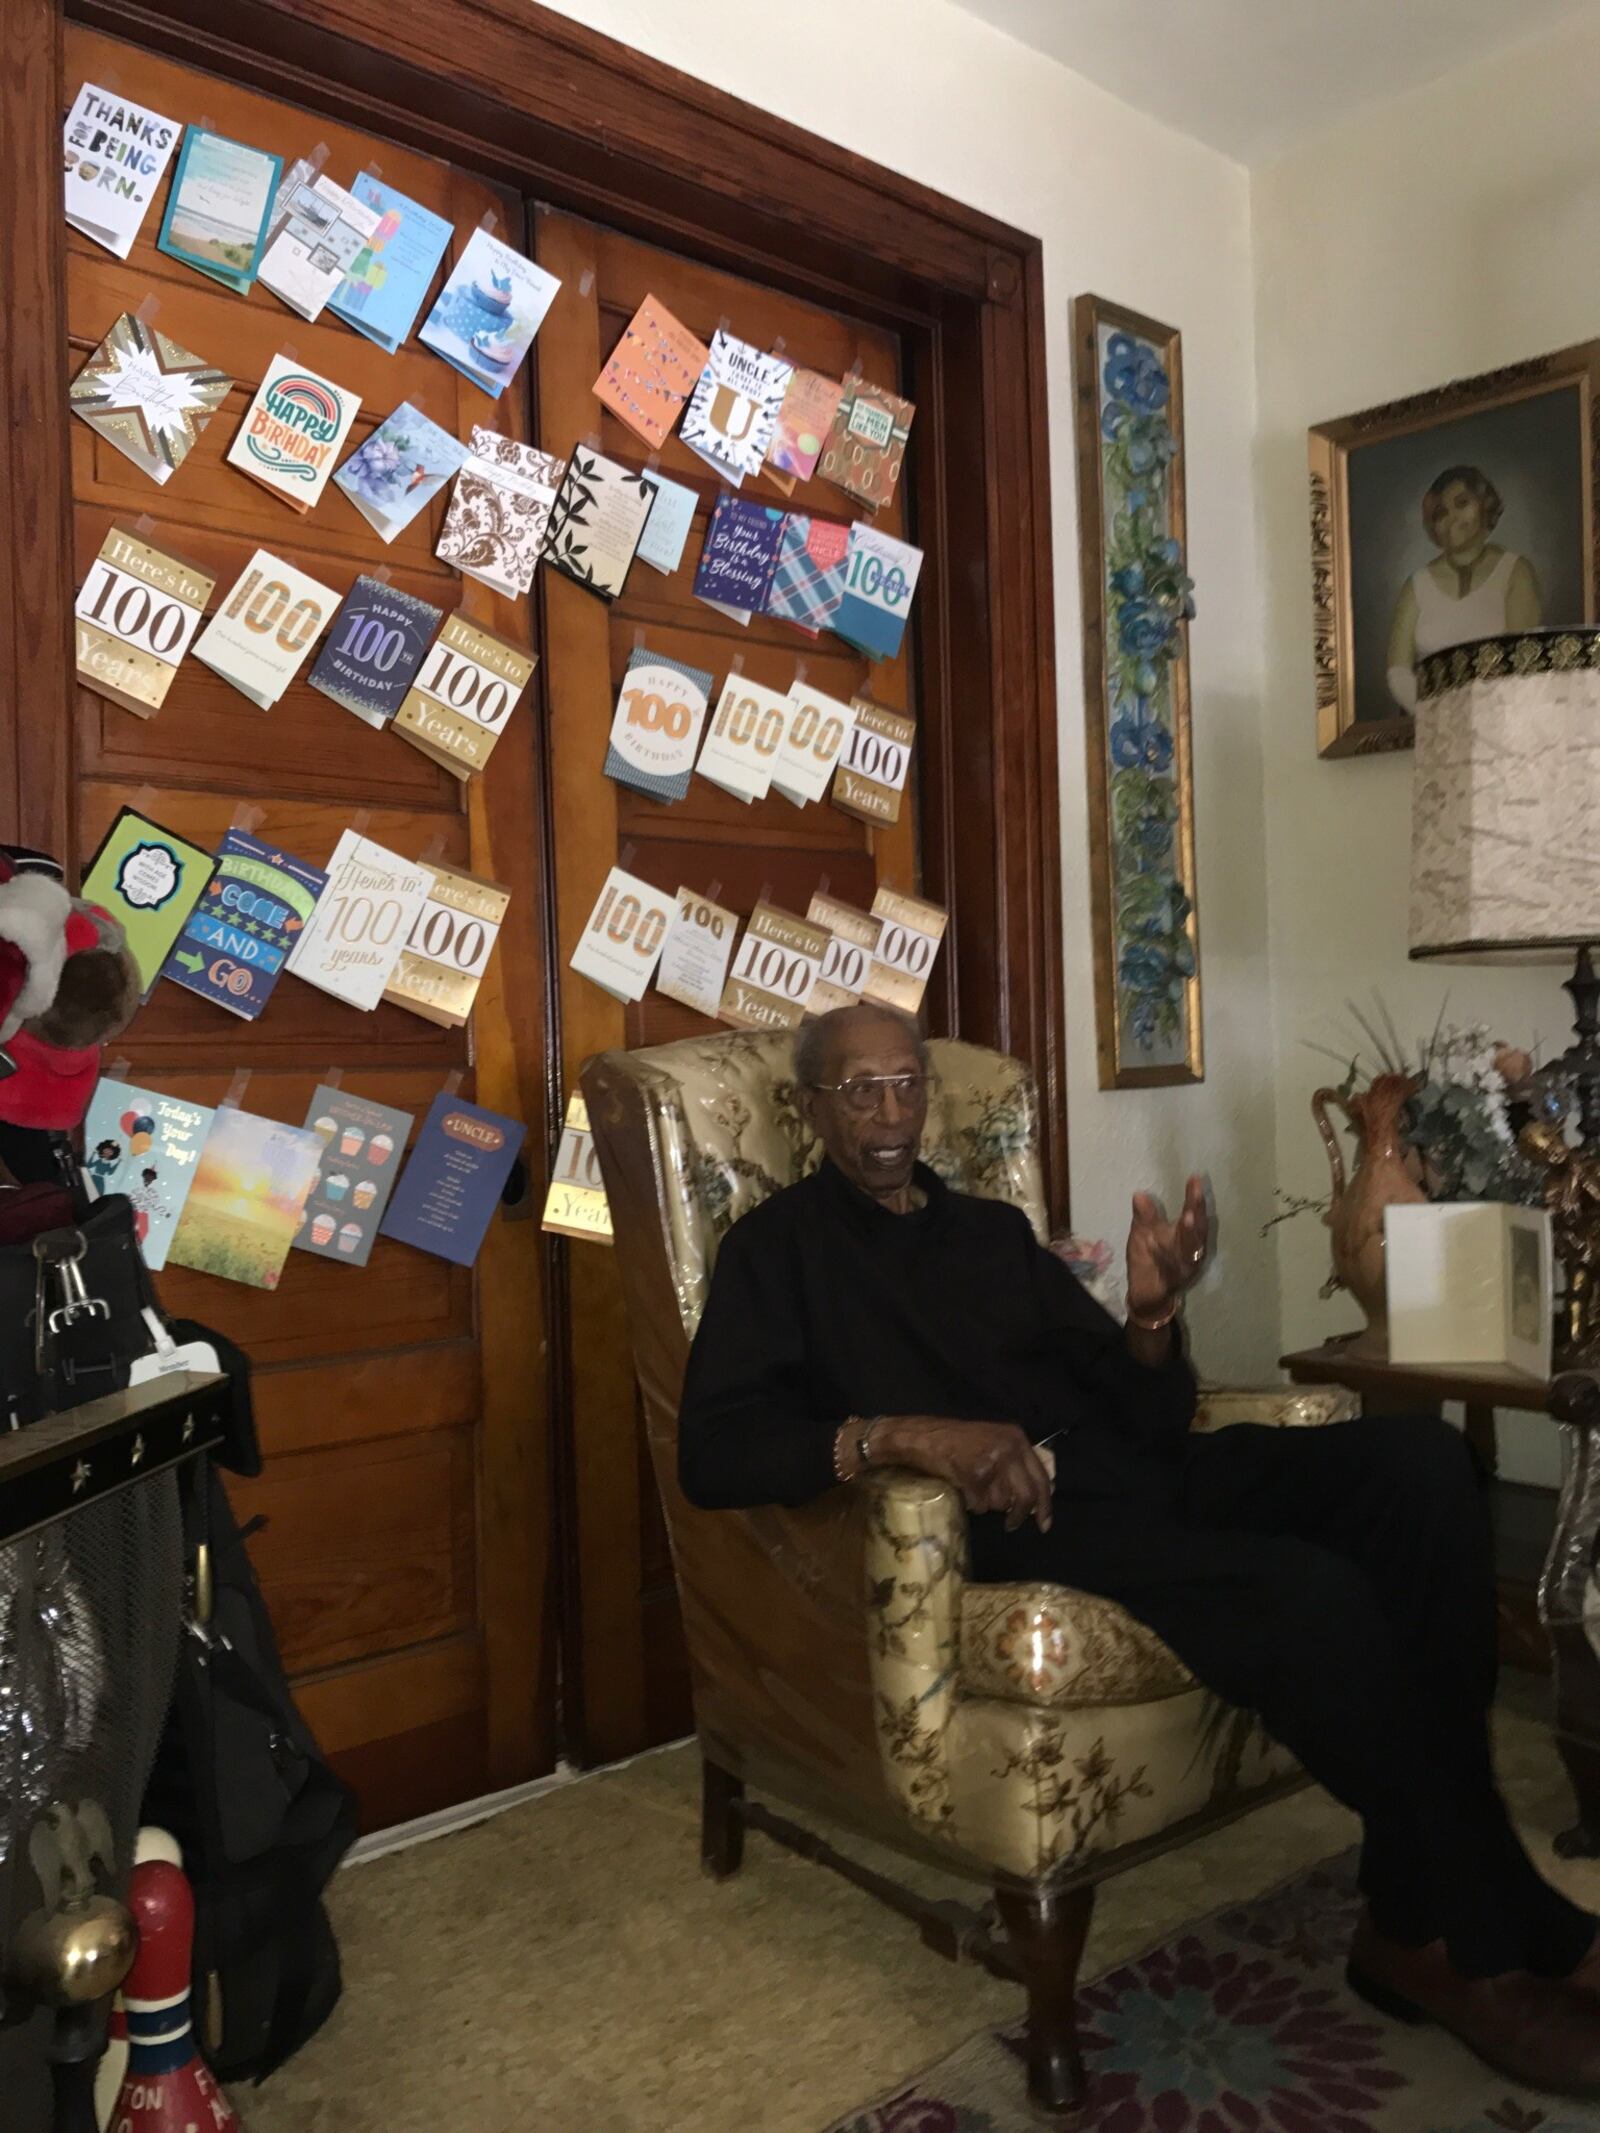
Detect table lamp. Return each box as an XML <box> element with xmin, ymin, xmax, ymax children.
<box><xmin>1409</xmin><ymin>629</ymin><xmax>1600</xmax><ymax>1356</ymax></box>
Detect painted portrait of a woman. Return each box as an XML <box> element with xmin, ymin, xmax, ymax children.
<box><xmin>1385</xmin><ymin>464</ymin><xmax>1542</xmax><ymax>711</ymax></box>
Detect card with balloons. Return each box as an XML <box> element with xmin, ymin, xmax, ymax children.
<box><xmin>83</xmin><ymin>1077</ymin><xmax>214</xmax><ymax>1270</ymax></box>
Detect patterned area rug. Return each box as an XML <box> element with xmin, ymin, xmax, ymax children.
<box><xmin>824</xmin><ymin>1851</ymin><xmax>1600</xmax><ymax>2133</ymax></box>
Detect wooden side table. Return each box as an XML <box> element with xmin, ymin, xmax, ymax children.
<box><xmin>1280</xmin><ymin>1340</ymin><xmax>1555</xmax><ymax>1672</ymax></box>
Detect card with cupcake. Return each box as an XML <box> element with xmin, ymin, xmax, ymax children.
<box><xmin>292</xmin><ymin>1082</ymin><xmax>413</xmax><ymax>1268</ymax></box>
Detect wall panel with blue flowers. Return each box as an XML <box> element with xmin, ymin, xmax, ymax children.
<box><xmin>1071</xmin><ymin>294</ymin><xmax>1203</xmax><ymax>1089</ymax></box>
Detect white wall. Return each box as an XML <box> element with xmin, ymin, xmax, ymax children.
<box><xmin>536</xmin><ymin>0</ymin><xmax>1281</xmax><ymax>1377</ymax></box>
<box><xmin>1253</xmin><ymin>19</ymin><xmax>1600</xmax><ymax>1480</ymax></box>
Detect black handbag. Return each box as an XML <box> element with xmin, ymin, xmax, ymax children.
<box><xmin>144</xmin><ymin>1456</ymin><xmax>356</xmax><ymax>2083</ymax></box>
<box><xmin>0</xmin><ymin>1136</ymin><xmax>158</xmax><ymax>1430</ymax></box>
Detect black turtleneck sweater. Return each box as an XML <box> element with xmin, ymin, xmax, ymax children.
<box><xmin>677</xmin><ymin>1158</ymin><xmax>1197</xmax><ymax>1515</ymax></box>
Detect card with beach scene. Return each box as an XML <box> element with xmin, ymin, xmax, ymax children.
<box><xmin>157</xmin><ymin>127</ymin><xmax>281</xmax><ymax>294</ymax></box>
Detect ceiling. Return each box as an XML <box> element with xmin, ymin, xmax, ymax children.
<box><xmin>947</xmin><ymin>0</ymin><xmax>1600</xmax><ymax>163</ymax></box>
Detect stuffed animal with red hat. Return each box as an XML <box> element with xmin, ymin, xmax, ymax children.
<box><xmin>0</xmin><ymin>845</ymin><xmax>141</xmax><ymax>1136</ymax></box>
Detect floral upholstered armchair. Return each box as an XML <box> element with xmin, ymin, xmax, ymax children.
<box><xmin>581</xmin><ymin>1030</ymin><xmax>1355</xmax><ymax>2118</ymax></box>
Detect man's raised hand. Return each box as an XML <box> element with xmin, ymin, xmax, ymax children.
<box><xmin>1126</xmin><ymin>1174</ymin><xmax>1210</xmax><ymax>1324</ymax></box>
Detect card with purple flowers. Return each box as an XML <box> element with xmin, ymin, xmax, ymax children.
<box><xmin>335</xmin><ymin>403</ymin><xmax>469</xmax><ymax>542</ymax></box>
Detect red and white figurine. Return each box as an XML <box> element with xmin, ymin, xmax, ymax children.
<box><xmin>109</xmin><ymin>1858</ymin><xmax>239</xmax><ymax>2133</ymax></box>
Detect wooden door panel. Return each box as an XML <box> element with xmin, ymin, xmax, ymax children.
<box><xmin>61</xmin><ymin>21</ymin><xmax>554</xmax><ymax>1827</ymax></box>
<box><xmin>538</xmin><ymin>207</ymin><xmax>921</xmax><ymax>1763</ymax></box>
<box><xmin>253</xmin><ymin>1344</ymin><xmax>477</xmax><ymax>1459</ymax></box>
<box><xmin>229</xmin><ymin>1427</ymin><xmax>476</xmax><ymax>1674</ymax></box>
<box><xmin>158</xmin><ymin>1246</ymin><xmax>468</xmax><ymax>1364</ymax></box>
<box><xmin>77</xmin><ymin>668</ymin><xmax>455</xmax><ymax>809</ymax></box>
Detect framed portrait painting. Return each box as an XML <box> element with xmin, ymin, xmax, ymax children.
<box><xmin>1308</xmin><ymin>340</ymin><xmax>1600</xmax><ymax>758</ymax></box>
<box><xmin>1072</xmin><ymin>293</ymin><xmax>1202</xmax><ymax>1090</ymax></box>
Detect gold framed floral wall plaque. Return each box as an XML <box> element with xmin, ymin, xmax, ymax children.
<box><xmin>1308</xmin><ymin>339</ymin><xmax>1600</xmax><ymax>759</ymax></box>
<box><xmin>1072</xmin><ymin>293</ymin><xmax>1202</xmax><ymax>1090</ymax></box>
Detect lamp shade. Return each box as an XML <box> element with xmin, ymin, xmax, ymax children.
<box><xmin>1410</xmin><ymin>630</ymin><xmax>1600</xmax><ymax>962</ymax></box>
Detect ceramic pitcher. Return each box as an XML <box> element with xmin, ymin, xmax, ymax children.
<box><xmin>1310</xmin><ymin>1071</ymin><xmax>1426</xmax><ymax>1348</ymax></box>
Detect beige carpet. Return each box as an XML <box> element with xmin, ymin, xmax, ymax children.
<box><xmin>240</xmin><ymin>1680</ymin><xmax>1600</xmax><ymax>2133</ymax></box>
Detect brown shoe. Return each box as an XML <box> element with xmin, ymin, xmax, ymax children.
<box><xmin>1347</xmin><ymin>1914</ymin><xmax>1600</xmax><ymax>2102</ymax></box>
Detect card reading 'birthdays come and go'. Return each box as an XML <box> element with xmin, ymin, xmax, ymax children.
<box><xmin>64</xmin><ymin>85</ymin><xmax>182</xmax><ymax>260</ymax></box>
<box><xmin>84</xmin><ymin>1079</ymin><xmax>213</xmax><ymax>1272</ymax></box>
<box><xmin>307</xmin><ymin>577</ymin><xmax>442</xmax><ymax>730</ymax></box>
<box><xmin>157</xmin><ymin>128</ymin><xmax>282</xmax><ymax>295</ymax></box>
<box><xmin>192</xmin><ymin>550</ymin><xmax>341</xmax><ymax>709</ymax></box>
<box><xmin>379</xmin><ymin>1091</ymin><xmax>527</xmax><ymax>1269</ymax></box>
<box><xmin>285</xmin><ymin>830</ymin><xmax>431</xmax><ymax>1012</ymax></box>
<box><xmin>680</xmin><ymin>330</ymin><xmax>792</xmax><ymax>484</ymax></box>
<box><xmin>334</xmin><ymin>402</ymin><xmax>469</xmax><ymax>543</ymax></box>
<box><xmin>593</xmin><ymin>293</ymin><xmax>708</xmax><ymax>450</ymax></box>
<box><xmin>70</xmin><ymin>312</ymin><xmax>232</xmax><ymax>487</ymax></box>
<box><xmin>419</xmin><ymin>225</ymin><xmax>561</xmax><ymax>398</ymax></box>
<box><xmin>74</xmin><ymin>527</ymin><xmax>214</xmax><ymax>720</ymax></box>
<box><xmin>158</xmin><ymin>829</ymin><xmax>327</xmax><ymax>1022</ymax></box>
<box><xmin>228</xmin><ymin>354</ymin><xmax>361</xmax><ymax>513</ymax></box>
<box><xmin>541</xmin><ymin>448</ymin><xmax>656</xmax><ymax>601</ymax></box>
<box><xmin>436</xmin><ymin>431</ymin><xmax>565</xmax><ymax>598</ymax></box>
<box><xmin>79</xmin><ymin>807</ymin><xmax>214</xmax><ymax>994</ymax></box>
<box><xmin>329</xmin><ymin>175</ymin><xmax>455</xmax><ymax>354</ymax></box>
<box><xmin>394</xmin><ymin>613</ymin><xmax>536</xmax><ymax>780</ymax></box>
<box><xmin>295</xmin><ymin>1085</ymin><xmax>414</xmax><ymax>1267</ymax></box>
<box><xmin>603</xmin><ymin>647</ymin><xmax>715</xmax><ymax>805</ymax></box>
<box><xmin>167</xmin><ymin>1104</ymin><xmax>323</xmax><ymax>1290</ymax></box>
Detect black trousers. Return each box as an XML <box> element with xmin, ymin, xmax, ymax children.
<box><xmin>969</xmin><ymin>1413</ymin><xmax>1592</xmax><ymax>1978</ymax></box>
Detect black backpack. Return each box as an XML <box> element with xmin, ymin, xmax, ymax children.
<box><xmin>144</xmin><ymin>1335</ymin><xmax>357</xmax><ymax>2084</ymax></box>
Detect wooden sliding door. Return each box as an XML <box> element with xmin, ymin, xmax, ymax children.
<box><xmin>56</xmin><ymin>23</ymin><xmax>555</xmax><ymax>1829</ymax></box>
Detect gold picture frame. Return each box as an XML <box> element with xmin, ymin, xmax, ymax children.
<box><xmin>1072</xmin><ymin>293</ymin><xmax>1203</xmax><ymax>1090</ymax></box>
<box><xmin>1308</xmin><ymin>340</ymin><xmax>1600</xmax><ymax>758</ymax></box>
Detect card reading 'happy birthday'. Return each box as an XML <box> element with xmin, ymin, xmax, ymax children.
<box><xmin>227</xmin><ymin>353</ymin><xmax>361</xmax><ymax>514</ymax></box>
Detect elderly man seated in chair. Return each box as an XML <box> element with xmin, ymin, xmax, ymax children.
<box><xmin>679</xmin><ymin>1001</ymin><xmax>1600</xmax><ymax>2100</ymax></box>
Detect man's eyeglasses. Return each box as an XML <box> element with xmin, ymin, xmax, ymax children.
<box><xmin>809</xmin><ymin>1073</ymin><xmax>929</xmax><ymax>1117</ymax></box>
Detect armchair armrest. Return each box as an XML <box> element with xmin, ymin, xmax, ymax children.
<box><xmin>1193</xmin><ymin>1384</ymin><xmax>1359</xmax><ymax>1433</ymax></box>
<box><xmin>862</xmin><ymin>1470</ymin><xmax>966</xmax><ymax>1832</ymax></box>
